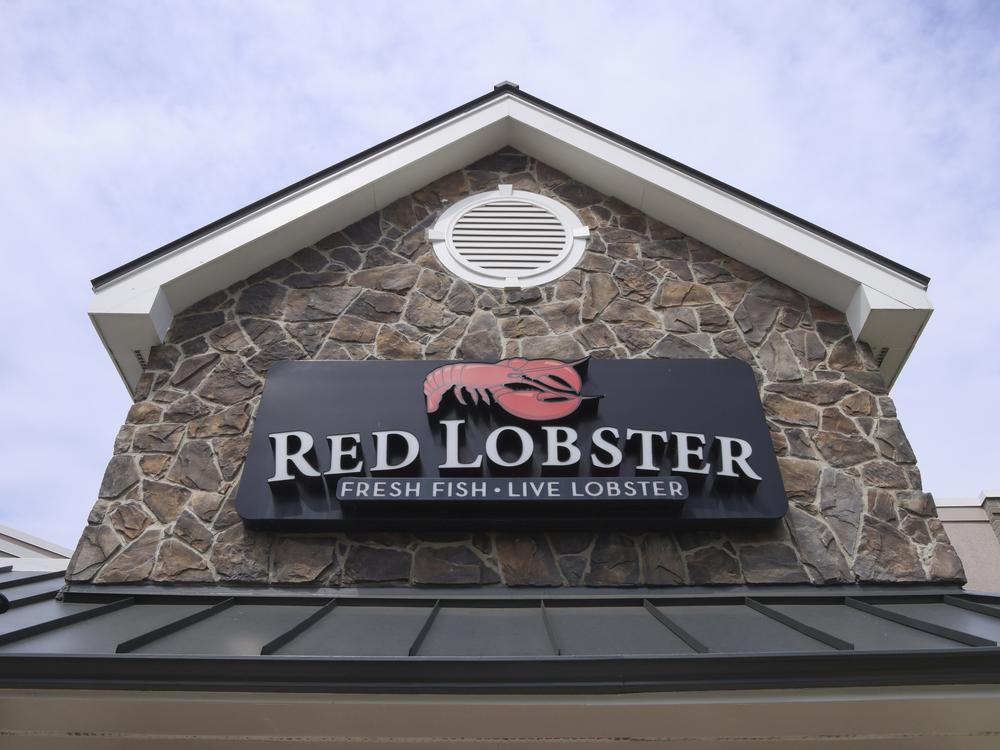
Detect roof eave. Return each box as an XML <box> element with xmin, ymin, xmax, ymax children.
<box><xmin>89</xmin><ymin>85</ymin><xmax>932</xmax><ymax>394</ymax></box>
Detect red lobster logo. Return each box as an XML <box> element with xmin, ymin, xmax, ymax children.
<box><xmin>423</xmin><ymin>357</ymin><xmax>600</xmax><ymax>421</ymax></box>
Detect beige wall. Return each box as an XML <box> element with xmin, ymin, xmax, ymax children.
<box><xmin>6</xmin><ymin>686</ymin><xmax>1000</xmax><ymax>748</ymax></box>
<box><xmin>939</xmin><ymin>502</ymin><xmax>1000</xmax><ymax>591</ymax></box>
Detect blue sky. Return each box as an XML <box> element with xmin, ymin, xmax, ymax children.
<box><xmin>1</xmin><ymin>0</ymin><xmax>998</xmax><ymax>546</ymax></box>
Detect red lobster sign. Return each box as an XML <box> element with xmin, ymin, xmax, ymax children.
<box><xmin>423</xmin><ymin>357</ymin><xmax>600</xmax><ymax>421</ymax></box>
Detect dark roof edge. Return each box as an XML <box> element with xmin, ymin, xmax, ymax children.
<box><xmin>63</xmin><ymin>581</ymin><xmax>969</xmax><ymax>602</ymax></box>
<box><xmin>91</xmin><ymin>83</ymin><xmax>930</xmax><ymax>290</ymax></box>
<box><xmin>2</xmin><ymin>650</ymin><xmax>998</xmax><ymax>694</ymax></box>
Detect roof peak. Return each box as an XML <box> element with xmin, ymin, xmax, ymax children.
<box><xmin>91</xmin><ymin>84</ymin><xmax>929</xmax><ymax>291</ymax></box>
<box><xmin>87</xmin><ymin>85</ymin><xmax>933</xmax><ymax>393</ymax></box>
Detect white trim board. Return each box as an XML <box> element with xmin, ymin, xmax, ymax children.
<box><xmin>89</xmin><ymin>88</ymin><xmax>932</xmax><ymax>394</ymax></box>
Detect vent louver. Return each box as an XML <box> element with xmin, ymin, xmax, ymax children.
<box><xmin>428</xmin><ymin>185</ymin><xmax>589</xmax><ymax>289</ymax></box>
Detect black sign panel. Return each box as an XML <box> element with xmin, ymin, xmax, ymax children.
<box><xmin>235</xmin><ymin>359</ymin><xmax>787</xmax><ymax>530</ymax></box>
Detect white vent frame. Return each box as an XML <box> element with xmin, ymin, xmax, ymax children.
<box><xmin>427</xmin><ymin>185</ymin><xmax>590</xmax><ymax>289</ymax></box>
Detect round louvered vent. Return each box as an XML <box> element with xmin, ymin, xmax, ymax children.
<box><xmin>428</xmin><ymin>185</ymin><xmax>590</xmax><ymax>289</ymax></box>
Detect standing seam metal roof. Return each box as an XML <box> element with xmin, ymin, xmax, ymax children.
<box><xmin>2</xmin><ymin>569</ymin><xmax>1000</xmax><ymax>693</ymax></box>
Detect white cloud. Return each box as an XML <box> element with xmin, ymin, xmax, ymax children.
<box><xmin>0</xmin><ymin>0</ymin><xmax>997</xmax><ymax>545</ymax></box>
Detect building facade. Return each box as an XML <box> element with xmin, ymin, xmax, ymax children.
<box><xmin>0</xmin><ymin>525</ymin><xmax>70</xmax><ymax>572</ymax></box>
<box><xmin>939</xmin><ymin>493</ymin><xmax>1000</xmax><ymax>591</ymax></box>
<box><xmin>2</xmin><ymin>85</ymin><xmax>998</xmax><ymax>748</ymax></box>
<box><xmin>68</xmin><ymin>151</ymin><xmax>961</xmax><ymax>591</ymax></box>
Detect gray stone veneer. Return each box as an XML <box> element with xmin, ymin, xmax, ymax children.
<box><xmin>68</xmin><ymin>149</ymin><xmax>964</xmax><ymax>587</ymax></box>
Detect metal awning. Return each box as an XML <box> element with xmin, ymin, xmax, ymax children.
<box><xmin>4</xmin><ymin>566</ymin><xmax>1000</xmax><ymax>693</ymax></box>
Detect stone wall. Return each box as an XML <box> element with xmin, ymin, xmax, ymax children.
<box><xmin>67</xmin><ymin>149</ymin><xmax>964</xmax><ymax>587</ymax></box>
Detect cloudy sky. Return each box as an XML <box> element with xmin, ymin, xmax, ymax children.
<box><xmin>2</xmin><ymin>1</ymin><xmax>998</xmax><ymax>547</ymax></box>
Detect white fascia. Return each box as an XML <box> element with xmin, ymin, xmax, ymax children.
<box><xmin>90</xmin><ymin>92</ymin><xmax>931</xmax><ymax>395</ymax></box>
<box><xmin>505</xmin><ymin>97</ymin><xmax>933</xmax><ymax>388</ymax></box>
<box><xmin>89</xmin><ymin>97</ymin><xmax>513</xmax><ymax>392</ymax></box>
